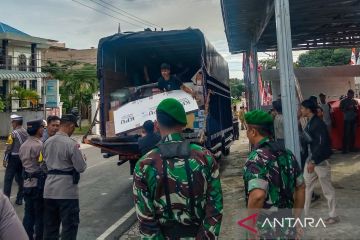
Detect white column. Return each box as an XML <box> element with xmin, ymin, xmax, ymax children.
<box><xmin>275</xmin><ymin>0</ymin><xmax>301</xmax><ymax>164</ymax></box>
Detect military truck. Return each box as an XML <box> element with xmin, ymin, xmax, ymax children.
<box><xmin>86</xmin><ymin>28</ymin><xmax>233</xmax><ymax>166</ymax></box>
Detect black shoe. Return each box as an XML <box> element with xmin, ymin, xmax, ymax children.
<box><xmin>342</xmin><ymin>150</ymin><xmax>348</xmax><ymax>154</ymax></box>
<box><xmin>311</xmin><ymin>193</ymin><xmax>320</xmax><ymax>203</ymax></box>
<box><xmin>15</xmin><ymin>199</ymin><xmax>22</xmax><ymax>206</ymax></box>
<box><xmin>350</xmin><ymin>148</ymin><xmax>358</xmax><ymax>152</ymax></box>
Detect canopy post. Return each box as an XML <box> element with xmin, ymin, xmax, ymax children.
<box><xmin>243</xmin><ymin>52</ymin><xmax>252</xmax><ymax>109</ymax></box>
<box><xmin>274</xmin><ymin>0</ymin><xmax>301</xmax><ymax>164</ymax></box>
<box><xmin>245</xmin><ymin>45</ymin><xmax>261</xmax><ymax>110</ymax></box>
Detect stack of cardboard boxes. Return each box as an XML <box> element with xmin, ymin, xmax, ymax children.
<box><xmin>106</xmin><ymin>109</ymin><xmax>116</xmax><ymax>137</ymax></box>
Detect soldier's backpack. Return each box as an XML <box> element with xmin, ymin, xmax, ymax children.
<box><xmin>157</xmin><ymin>140</ymin><xmax>201</xmax><ymax>238</ymax></box>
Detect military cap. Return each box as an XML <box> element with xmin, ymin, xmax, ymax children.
<box><xmin>160</xmin><ymin>63</ymin><xmax>171</xmax><ymax>70</ymax></box>
<box><xmin>156</xmin><ymin>98</ymin><xmax>187</xmax><ymax>126</ymax></box>
<box><xmin>245</xmin><ymin>110</ymin><xmax>273</xmax><ymax>126</ymax></box>
<box><xmin>10</xmin><ymin>114</ymin><xmax>23</xmax><ymax>121</ymax></box>
<box><xmin>61</xmin><ymin>114</ymin><xmax>79</xmax><ymax>127</ymax></box>
<box><xmin>27</xmin><ymin>119</ymin><xmax>44</xmax><ymax>133</ymax></box>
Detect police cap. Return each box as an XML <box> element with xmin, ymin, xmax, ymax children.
<box><xmin>61</xmin><ymin>114</ymin><xmax>79</xmax><ymax>127</ymax></box>
<box><xmin>10</xmin><ymin>114</ymin><xmax>23</xmax><ymax>121</ymax></box>
<box><xmin>27</xmin><ymin>119</ymin><xmax>44</xmax><ymax>135</ymax></box>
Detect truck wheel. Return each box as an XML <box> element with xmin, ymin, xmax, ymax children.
<box><xmin>221</xmin><ymin>138</ymin><xmax>230</xmax><ymax>156</ymax></box>
<box><xmin>223</xmin><ymin>147</ymin><xmax>230</xmax><ymax>156</ymax></box>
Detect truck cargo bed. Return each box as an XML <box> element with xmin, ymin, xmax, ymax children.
<box><xmin>86</xmin><ymin>136</ymin><xmax>141</xmax><ymax>159</ymax></box>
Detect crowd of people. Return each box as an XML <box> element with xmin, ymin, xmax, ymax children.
<box><xmin>1</xmin><ymin>113</ymin><xmax>86</xmax><ymax>240</ymax></box>
<box><xmin>0</xmin><ymin>76</ymin><xmax>357</xmax><ymax>239</ymax></box>
<box><xmin>229</xmin><ymin>90</ymin><xmax>356</xmax><ymax>238</ymax></box>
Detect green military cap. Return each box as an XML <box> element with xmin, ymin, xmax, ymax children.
<box><xmin>156</xmin><ymin>98</ymin><xmax>187</xmax><ymax>125</ymax></box>
<box><xmin>245</xmin><ymin>110</ymin><xmax>273</xmax><ymax>126</ymax></box>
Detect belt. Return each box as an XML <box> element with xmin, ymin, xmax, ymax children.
<box><xmin>23</xmin><ymin>171</ymin><xmax>45</xmax><ymax>179</ymax></box>
<box><xmin>47</xmin><ymin>169</ymin><xmax>80</xmax><ymax>184</ymax></box>
<box><xmin>47</xmin><ymin>169</ymin><xmax>73</xmax><ymax>175</ymax></box>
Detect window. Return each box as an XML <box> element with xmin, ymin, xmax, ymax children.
<box><xmin>19</xmin><ymin>80</ymin><xmax>26</xmax><ymax>89</ymax></box>
<box><xmin>18</xmin><ymin>54</ymin><xmax>27</xmax><ymax>71</ymax></box>
<box><xmin>30</xmin><ymin>80</ymin><xmax>37</xmax><ymax>90</ymax></box>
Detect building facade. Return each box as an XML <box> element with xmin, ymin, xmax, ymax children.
<box><xmin>0</xmin><ymin>22</ymin><xmax>50</xmax><ymax>111</ymax></box>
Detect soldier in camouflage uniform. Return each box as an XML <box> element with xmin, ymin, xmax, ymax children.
<box><xmin>243</xmin><ymin>110</ymin><xmax>305</xmax><ymax>239</ymax></box>
<box><xmin>133</xmin><ymin>98</ymin><xmax>223</xmax><ymax>239</ymax></box>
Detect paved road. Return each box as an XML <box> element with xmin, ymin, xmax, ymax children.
<box><xmin>0</xmin><ymin>145</ymin><xmax>136</xmax><ymax>240</ymax></box>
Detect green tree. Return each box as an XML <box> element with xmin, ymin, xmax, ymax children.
<box><xmin>297</xmin><ymin>48</ymin><xmax>352</xmax><ymax>67</ymax></box>
<box><xmin>230</xmin><ymin>78</ymin><xmax>245</xmax><ymax>102</ymax></box>
<box><xmin>43</xmin><ymin>61</ymin><xmax>98</xmax><ymax>128</ymax></box>
<box><xmin>259</xmin><ymin>58</ymin><xmax>277</xmax><ymax>70</ymax></box>
<box><xmin>11</xmin><ymin>86</ymin><xmax>39</xmax><ymax>109</ymax></box>
<box><xmin>0</xmin><ymin>98</ymin><xmax>5</xmax><ymax>112</ymax></box>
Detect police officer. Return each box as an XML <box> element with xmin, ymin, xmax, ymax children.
<box><xmin>19</xmin><ymin>119</ymin><xmax>46</xmax><ymax>240</ymax></box>
<box><xmin>243</xmin><ymin>110</ymin><xmax>305</xmax><ymax>239</ymax></box>
<box><xmin>43</xmin><ymin>114</ymin><xmax>87</xmax><ymax>240</ymax></box>
<box><xmin>42</xmin><ymin>115</ymin><xmax>61</xmax><ymax>142</ymax></box>
<box><xmin>3</xmin><ymin>114</ymin><xmax>28</xmax><ymax>205</ymax></box>
<box><xmin>133</xmin><ymin>98</ymin><xmax>223</xmax><ymax>239</ymax></box>
<box><xmin>0</xmin><ymin>191</ymin><xmax>28</xmax><ymax>240</ymax></box>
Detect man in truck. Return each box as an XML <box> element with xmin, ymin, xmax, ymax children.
<box><xmin>133</xmin><ymin>98</ymin><xmax>223</xmax><ymax>239</ymax></box>
<box><xmin>157</xmin><ymin>63</ymin><xmax>195</xmax><ymax>97</ymax></box>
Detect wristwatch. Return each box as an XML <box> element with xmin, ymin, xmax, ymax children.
<box><xmin>310</xmin><ymin>160</ymin><xmax>316</xmax><ymax>164</ymax></box>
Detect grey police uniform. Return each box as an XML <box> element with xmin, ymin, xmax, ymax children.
<box><xmin>19</xmin><ymin>134</ymin><xmax>45</xmax><ymax>240</ymax></box>
<box><xmin>0</xmin><ymin>191</ymin><xmax>28</xmax><ymax>240</ymax></box>
<box><xmin>19</xmin><ymin>136</ymin><xmax>43</xmax><ymax>188</ymax></box>
<box><xmin>43</xmin><ymin>132</ymin><xmax>86</xmax><ymax>199</ymax></box>
<box><xmin>43</xmin><ymin>131</ymin><xmax>87</xmax><ymax>239</ymax></box>
<box><xmin>3</xmin><ymin>126</ymin><xmax>28</xmax><ymax>202</ymax></box>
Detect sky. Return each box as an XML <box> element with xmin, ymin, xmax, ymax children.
<box><xmin>1</xmin><ymin>0</ymin><xmax>246</xmax><ymax>78</ymax></box>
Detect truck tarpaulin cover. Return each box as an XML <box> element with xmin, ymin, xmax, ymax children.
<box><xmin>97</xmin><ymin>28</ymin><xmax>229</xmax><ymax>87</ymax></box>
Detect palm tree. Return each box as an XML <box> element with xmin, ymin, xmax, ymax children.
<box><xmin>43</xmin><ymin>61</ymin><xmax>99</xmax><ymax>129</ymax></box>
<box><xmin>61</xmin><ymin>64</ymin><xmax>98</xmax><ymax>129</ymax></box>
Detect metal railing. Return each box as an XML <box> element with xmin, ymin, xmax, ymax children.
<box><xmin>0</xmin><ymin>97</ymin><xmax>43</xmax><ymax>112</ymax></box>
<box><xmin>0</xmin><ymin>54</ymin><xmax>39</xmax><ymax>72</ymax></box>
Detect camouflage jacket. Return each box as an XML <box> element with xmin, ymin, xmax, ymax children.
<box><xmin>243</xmin><ymin>138</ymin><xmax>304</xmax><ymax>238</ymax></box>
<box><xmin>133</xmin><ymin>133</ymin><xmax>223</xmax><ymax>240</ymax></box>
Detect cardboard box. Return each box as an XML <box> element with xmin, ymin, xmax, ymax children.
<box><xmin>109</xmin><ymin>110</ymin><xmax>115</xmax><ymax>122</ymax></box>
<box><xmin>113</xmin><ymin>90</ymin><xmax>199</xmax><ymax>134</ymax></box>
<box><xmin>106</xmin><ymin>121</ymin><xmax>115</xmax><ymax>137</ymax></box>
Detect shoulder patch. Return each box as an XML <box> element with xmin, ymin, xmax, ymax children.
<box><xmin>6</xmin><ymin>134</ymin><xmax>13</xmax><ymax>145</ymax></box>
